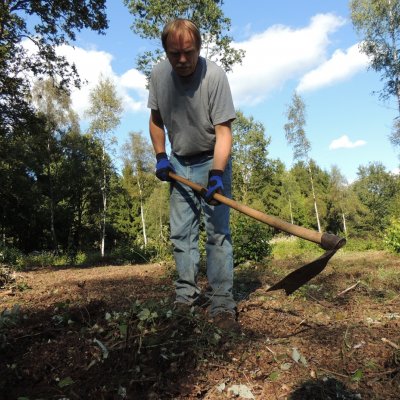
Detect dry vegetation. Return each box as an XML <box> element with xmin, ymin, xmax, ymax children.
<box><xmin>0</xmin><ymin>249</ymin><xmax>399</xmax><ymax>399</ymax></box>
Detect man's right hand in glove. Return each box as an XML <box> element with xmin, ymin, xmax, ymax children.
<box><xmin>155</xmin><ymin>152</ymin><xmax>175</xmax><ymax>181</ymax></box>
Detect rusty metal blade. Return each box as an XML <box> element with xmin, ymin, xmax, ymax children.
<box><xmin>266</xmin><ymin>249</ymin><xmax>337</xmax><ymax>295</ymax></box>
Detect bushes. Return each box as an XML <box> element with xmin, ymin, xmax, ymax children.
<box><xmin>384</xmin><ymin>218</ymin><xmax>400</xmax><ymax>253</ymax></box>
<box><xmin>231</xmin><ymin>214</ymin><xmax>273</xmax><ymax>266</ymax></box>
<box><xmin>0</xmin><ymin>243</ymin><xmax>160</xmax><ymax>270</ymax></box>
<box><xmin>0</xmin><ymin>244</ymin><xmax>24</xmax><ymax>270</ymax></box>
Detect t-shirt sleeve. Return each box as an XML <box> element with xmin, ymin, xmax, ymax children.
<box><xmin>209</xmin><ymin>68</ymin><xmax>236</xmax><ymax>125</ymax></box>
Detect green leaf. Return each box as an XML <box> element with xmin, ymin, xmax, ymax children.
<box><xmin>268</xmin><ymin>371</ymin><xmax>280</xmax><ymax>381</ymax></box>
<box><xmin>280</xmin><ymin>362</ymin><xmax>292</xmax><ymax>371</ymax></box>
<box><xmin>119</xmin><ymin>323</ymin><xmax>127</xmax><ymax>336</ymax></box>
<box><xmin>138</xmin><ymin>308</ymin><xmax>151</xmax><ymax>321</ymax></box>
<box><xmin>58</xmin><ymin>376</ymin><xmax>74</xmax><ymax>387</ymax></box>
<box><xmin>351</xmin><ymin>369</ymin><xmax>363</xmax><ymax>382</ymax></box>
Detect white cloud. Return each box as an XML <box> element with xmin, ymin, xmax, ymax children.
<box><xmin>21</xmin><ymin>41</ymin><xmax>148</xmax><ymax>117</ymax></box>
<box><xmin>56</xmin><ymin>45</ymin><xmax>148</xmax><ymax>116</ymax></box>
<box><xmin>118</xmin><ymin>68</ymin><xmax>148</xmax><ymax>112</ymax></box>
<box><xmin>329</xmin><ymin>135</ymin><xmax>366</xmax><ymax>150</ymax></box>
<box><xmin>392</xmin><ymin>168</ymin><xmax>400</xmax><ymax>175</ymax></box>
<box><xmin>229</xmin><ymin>13</ymin><xmax>346</xmax><ymax>106</ymax></box>
<box><xmin>297</xmin><ymin>43</ymin><xmax>369</xmax><ymax>92</ymax></box>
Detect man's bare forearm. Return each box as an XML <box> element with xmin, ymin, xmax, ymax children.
<box><xmin>149</xmin><ymin>110</ymin><xmax>166</xmax><ymax>155</ymax></box>
<box><xmin>213</xmin><ymin>122</ymin><xmax>232</xmax><ymax>171</ymax></box>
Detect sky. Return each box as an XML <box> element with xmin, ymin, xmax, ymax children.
<box><xmin>48</xmin><ymin>0</ymin><xmax>400</xmax><ymax>183</ymax></box>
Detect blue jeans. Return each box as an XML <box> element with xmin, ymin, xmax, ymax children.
<box><xmin>169</xmin><ymin>153</ymin><xmax>236</xmax><ymax>316</ymax></box>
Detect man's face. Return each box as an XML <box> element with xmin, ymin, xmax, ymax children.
<box><xmin>166</xmin><ymin>30</ymin><xmax>200</xmax><ymax>77</ymax></box>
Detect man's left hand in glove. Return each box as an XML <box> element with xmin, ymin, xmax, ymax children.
<box><xmin>204</xmin><ymin>169</ymin><xmax>224</xmax><ymax>206</ymax></box>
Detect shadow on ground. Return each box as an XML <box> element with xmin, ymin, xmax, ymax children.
<box><xmin>0</xmin><ymin>273</ymin><xmax>244</xmax><ymax>399</ymax></box>
<box><xmin>289</xmin><ymin>377</ymin><xmax>362</xmax><ymax>399</ymax></box>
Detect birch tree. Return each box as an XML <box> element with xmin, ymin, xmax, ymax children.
<box><xmin>86</xmin><ymin>77</ymin><xmax>122</xmax><ymax>257</ymax></box>
<box><xmin>284</xmin><ymin>92</ymin><xmax>322</xmax><ymax>232</ymax></box>
<box><xmin>122</xmin><ymin>131</ymin><xmax>155</xmax><ymax>247</ymax></box>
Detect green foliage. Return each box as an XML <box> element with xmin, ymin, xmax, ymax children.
<box><xmin>350</xmin><ymin>0</ymin><xmax>400</xmax><ymax>103</ymax></box>
<box><xmin>86</xmin><ymin>76</ymin><xmax>123</xmax><ymax>257</ymax></box>
<box><xmin>23</xmin><ymin>252</ymin><xmax>69</xmax><ymax>269</ymax></box>
<box><xmin>352</xmin><ymin>162</ymin><xmax>398</xmax><ymax>233</ymax></box>
<box><xmin>0</xmin><ymin>244</ymin><xmax>24</xmax><ymax>270</ymax></box>
<box><xmin>288</xmin><ymin>161</ymin><xmax>330</xmax><ymax>231</ymax></box>
<box><xmin>231</xmin><ymin>213</ymin><xmax>273</xmax><ymax>266</ymax></box>
<box><xmin>284</xmin><ymin>92</ymin><xmax>310</xmax><ymax>161</ymax></box>
<box><xmin>231</xmin><ymin>110</ymin><xmax>271</xmax><ymax>202</ymax></box>
<box><xmin>271</xmin><ymin>237</ymin><xmax>322</xmax><ymax>260</ymax></box>
<box><xmin>124</xmin><ymin>0</ymin><xmax>244</xmax><ymax>81</ymax></box>
<box><xmin>1</xmin><ymin>0</ymin><xmax>108</xmax><ymax>139</ymax></box>
<box><xmin>384</xmin><ymin>218</ymin><xmax>400</xmax><ymax>253</ymax></box>
<box><xmin>86</xmin><ymin>77</ymin><xmax>123</xmax><ymax>141</ymax></box>
<box><xmin>271</xmin><ymin>235</ymin><xmax>386</xmax><ymax>259</ymax></box>
<box><xmin>337</xmin><ymin>236</ymin><xmax>385</xmax><ymax>252</ymax></box>
<box><xmin>109</xmin><ymin>244</ymin><xmax>157</xmax><ymax>264</ymax></box>
<box><xmin>0</xmin><ymin>304</ymin><xmax>21</xmax><ymax>349</ymax></box>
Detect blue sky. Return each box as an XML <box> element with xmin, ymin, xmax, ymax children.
<box><xmin>49</xmin><ymin>0</ymin><xmax>399</xmax><ymax>182</ymax></box>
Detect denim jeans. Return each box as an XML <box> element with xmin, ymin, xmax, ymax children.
<box><xmin>169</xmin><ymin>153</ymin><xmax>236</xmax><ymax>316</ymax></box>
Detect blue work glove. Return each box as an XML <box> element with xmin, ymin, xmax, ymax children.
<box><xmin>205</xmin><ymin>169</ymin><xmax>224</xmax><ymax>205</ymax></box>
<box><xmin>155</xmin><ymin>152</ymin><xmax>175</xmax><ymax>181</ymax></box>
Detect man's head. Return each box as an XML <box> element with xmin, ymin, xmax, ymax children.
<box><xmin>162</xmin><ymin>19</ymin><xmax>201</xmax><ymax>77</ymax></box>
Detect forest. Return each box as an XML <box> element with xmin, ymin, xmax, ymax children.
<box><xmin>1</xmin><ymin>0</ymin><xmax>400</xmax><ymax>268</ymax></box>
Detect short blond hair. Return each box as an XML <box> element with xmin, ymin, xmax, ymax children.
<box><xmin>161</xmin><ymin>19</ymin><xmax>202</xmax><ymax>51</ymax></box>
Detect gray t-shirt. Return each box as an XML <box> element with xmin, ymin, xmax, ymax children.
<box><xmin>147</xmin><ymin>56</ymin><xmax>236</xmax><ymax>156</ymax></box>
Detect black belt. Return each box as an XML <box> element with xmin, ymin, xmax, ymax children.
<box><xmin>173</xmin><ymin>150</ymin><xmax>214</xmax><ymax>163</ymax></box>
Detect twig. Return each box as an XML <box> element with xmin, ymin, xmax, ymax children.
<box><xmin>307</xmin><ymin>293</ymin><xmax>335</xmax><ymax>308</ymax></box>
<box><xmin>382</xmin><ymin>337</ymin><xmax>400</xmax><ymax>350</ymax></box>
<box><xmin>318</xmin><ymin>367</ymin><xmax>349</xmax><ymax>379</ymax></box>
<box><xmin>336</xmin><ymin>281</ymin><xmax>360</xmax><ymax>297</ymax></box>
<box><xmin>366</xmin><ymin>368</ymin><xmax>400</xmax><ymax>377</ymax></box>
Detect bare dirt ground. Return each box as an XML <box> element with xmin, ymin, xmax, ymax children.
<box><xmin>1</xmin><ymin>250</ymin><xmax>399</xmax><ymax>399</ymax></box>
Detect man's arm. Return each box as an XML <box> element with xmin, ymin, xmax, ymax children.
<box><xmin>213</xmin><ymin>121</ymin><xmax>233</xmax><ymax>171</ymax></box>
<box><xmin>150</xmin><ymin>109</ymin><xmax>176</xmax><ymax>181</ymax></box>
<box><xmin>149</xmin><ymin>109</ymin><xmax>166</xmax><ymax>154</ymax></box>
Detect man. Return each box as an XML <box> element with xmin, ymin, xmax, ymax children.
<box><xmin>147</xmin><ymin>18</ymin><xmax>238</xmax><ymax>331</ymax></box>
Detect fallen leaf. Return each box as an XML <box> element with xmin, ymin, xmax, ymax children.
<box><xmin>280</xmin><ymin>362</ymin><xmax>292</xmax><ymax>371</ymax></box>
<box><xmin>58</xmin><ymin>376</ymin><xmax>74</xmax><ymax>388</ymax></box>
<box><xmin>228</xmin><ymin>384</ymin><xmax>255</xmax><ymax>399</ymax></box>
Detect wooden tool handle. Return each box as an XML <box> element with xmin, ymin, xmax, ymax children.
<box><xmin>169</xmin><ymin>172</ymin><xmax>325</xmax><ymax>245</ymax></box>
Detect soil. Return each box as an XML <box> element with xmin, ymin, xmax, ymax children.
<box><xmin>0</xmin><ymin>250</ymin><xmax>399</xmax><ymax>399</ymax></box>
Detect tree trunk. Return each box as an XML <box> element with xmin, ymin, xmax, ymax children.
<box><xmin>308</xmin><ymin>163</ymin><xmax>321</xmax><ymax>233</ymax></box>
<box><xmin>140</xmin><ymin>198</ymin><xmax>147</xmax><ymax>248</ymax></box>
<box><xmin>47</xmin><ymin>138</ymin><xmax>58</xmax><ymax>252</ymax></box>
<box><xmin>288</xmin><ymin>195</ymin><xmax>294</xmax><ymax>225</ymax></box>
<box><xmin>101</xmin><ymin>190</ymin><xmax>106</xmax><ymax>257</ymax></box>
<box><xmin>100</xmin><ymin>145</ymin><xmax>107</xmax><ymax>258</ymax></box>
<box><xmin>1</xmin><ymin>206</ymin><xmax>5</xmax><ymax>246</ymax></box>
<box><xmin>388</xmin><ymin>0</ymin><xmax>400</xmax><ymax>114</ymax></box>
<box><xmin>136</xmin><ymin>179</ymin><xmax>147</xmax><ymax>247</ymax></box>
<box><xmin>342</xmin><ymin>213</ymin><xmax>348</xmax><ymax>236</ymax></box>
